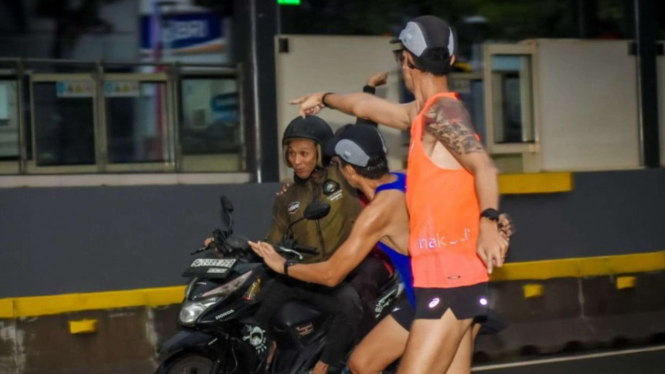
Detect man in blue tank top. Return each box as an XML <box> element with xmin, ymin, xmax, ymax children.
<box><xmin>250</xmin><ymin>124</ymin><xmax>512</xmax><ymax>373</ymax></box>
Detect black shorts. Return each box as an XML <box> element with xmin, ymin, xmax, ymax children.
<box><xmin>414</xmin><ymin>282</ymin><xmax>489</xmax><ymax>321</ymax></box>
<box><xmin>390</xmin><ymin>297</ymin><xmax>415</xmax><ymax>330</ymax></box>
<box><xmin>389</xmin><ymin>293</ymin><xmax>505</xmax><ymax>335</ymax></box>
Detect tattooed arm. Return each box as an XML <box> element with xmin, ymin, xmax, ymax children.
<box><xmin>424</xmin><ymin>96</ymin><xmax>507</xmax><ymax>273</ymax></box>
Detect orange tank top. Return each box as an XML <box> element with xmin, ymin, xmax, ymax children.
<box><xmin>406</xmin><ymin>92</ymin><xmax>488</xmax><ymax>289</ymax></box>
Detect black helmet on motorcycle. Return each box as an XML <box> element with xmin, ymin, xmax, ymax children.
<box><xmin>282</xmin><ymin>115</ymin><xmax>334</xmax><ymax>169</ymax></box>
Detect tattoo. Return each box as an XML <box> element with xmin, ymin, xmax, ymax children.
<box><xmin>424</xmin><ymin>97</ymin><xmax>484</xmax><ymax>156</ymax></box>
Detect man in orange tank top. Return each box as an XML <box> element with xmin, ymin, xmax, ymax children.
<box><xmin>290</xmin><ymin>15</ymin><xmax>508</xmax><ymax>374</ymax></box>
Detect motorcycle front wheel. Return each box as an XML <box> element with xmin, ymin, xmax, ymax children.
<box><xmin>157</xmin><ymin>354</ymin><xmax>214</xmax><ymax>374</ymax></box>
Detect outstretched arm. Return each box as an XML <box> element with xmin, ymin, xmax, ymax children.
<box><xmin>250</xmin><ymin>205</ymin><xmax>388</xmax><ymax>287</ymax></box>
<box><xmin>289</xmin><ymin>92</ymin><xmax>413</xmax><ymax>131</ymax></box>
<box><xmin>424</xmin><ymin>96</ymin><xmax>508</xmax><ymax>273</ymax></box>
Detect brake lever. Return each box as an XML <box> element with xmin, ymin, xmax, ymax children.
<box><xmin>278</xmin><ymin>246</ymin><xmax>303</xmax><ymax>261</ymax></box>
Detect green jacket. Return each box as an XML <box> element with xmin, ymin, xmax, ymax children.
<box><xmin>265</xmin><ymin>165</ymin><xmax>362</xmax><ymax>264</ymax></box>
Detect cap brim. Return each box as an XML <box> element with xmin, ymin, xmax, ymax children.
<box><xmin>323</xmin><ymin>135</ymin><xmax>340</xmax><ymax>158</ymax></box>
<box><xmin>389</xmin><ymin>37</ymin><xmax>401</xmax><ymax>44</ymax></box>
<box><xmin>324</xmin><ymin>124</ymin><xmax>354</xmax><ymax>157</ymax></box>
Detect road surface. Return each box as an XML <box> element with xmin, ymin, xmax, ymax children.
<box><xmin>473</xmin><ymin>345</ymin><xmax>665</xmax><ymax>374</ymax></box>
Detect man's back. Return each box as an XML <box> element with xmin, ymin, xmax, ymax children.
<box><xmin>407</xmin><ymin>92</ymin><xmax>487</xmax><ymax>289</ymax></box>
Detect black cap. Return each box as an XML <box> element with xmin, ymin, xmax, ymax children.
<box><xmin>324</xmin><ymin>124</ymin><xmax>387</xmax><ymax>167</ymax></box>
<box><xmin>390</xmin><ymin>16</ymin><xmax>456</xmax><ymax>61</ymax></box>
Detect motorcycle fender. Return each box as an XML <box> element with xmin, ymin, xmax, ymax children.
<box><xmin>159</xmin><ymin>329</ymin><xmax>218</xmax><ymax>357</ymax></box>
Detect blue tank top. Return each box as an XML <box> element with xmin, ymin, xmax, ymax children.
<box><xmin>375</xmin><ymin>172</ymin><xmax>415</xmax><ymax>307</ymax></box>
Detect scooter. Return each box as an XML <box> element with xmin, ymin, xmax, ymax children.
<box><xmin>156</xmin><ymin>195</ymin><xmax>402</xmax><ymax>374</ymax></box>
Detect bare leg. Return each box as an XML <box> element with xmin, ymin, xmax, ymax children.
<box><xmin>348</xmin><ymin>315</ymin><xmax>409</xmax><ymax>374</ymax></box>
<box><xmin>396</xmin><ymin>309</ymin><xmax>473</xmax><ymax>374</ymax></box>
<box><xmin>445</xmin><ymin>326</ymin><xmax>474</xmax><ymax>374</ymax></box>
<box><xmin>471</xmin><ymin>322</ymin><xmax>481</xmax><ymax>339</ymax></box>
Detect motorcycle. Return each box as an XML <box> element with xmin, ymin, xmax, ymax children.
<box><xmin>155</xmin><ymin>195</ymin><xmax>403</xmax><ymax>374</ymax></box>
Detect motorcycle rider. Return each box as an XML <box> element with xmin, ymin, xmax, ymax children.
<box><xmin>246</xmin><ymin>115</ymin><xmax>390</xmax><ymax>374</ymax></box>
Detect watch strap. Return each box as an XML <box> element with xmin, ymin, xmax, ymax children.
<box><xmin>480</xmin><ymin>208</ymin><xmax>501</xmax><ymax>222</ymax></box>
<box><xmin>283</xmin><ymin>259</ymin><xmax>296</xmax><ymax>276</ymax></box>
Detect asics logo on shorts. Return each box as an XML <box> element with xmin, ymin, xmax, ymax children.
<box><xmin>428</xmin><ymin>297</ymin><xmax>440</xmax><ymax>308</ymax></box>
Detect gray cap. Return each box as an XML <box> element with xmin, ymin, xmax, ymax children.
<box><xmin>324</xmin><ymin>125</ymin><xmax>387</xmax><ymax>167</ymax></box>
<box><xmin>391</xmin><ymin>16</ymin><xmax>456</xmax><ymax>60</ymax></box>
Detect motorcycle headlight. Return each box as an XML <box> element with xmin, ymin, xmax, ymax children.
<box><xmin>179</xmin><ymin>298</ymin><xmax>218</xmax><ymax>325</ymax></box>
<box><xmin>178</xmin><ymin>271</ymin><xmax>254</xmax><ymax>325</ymax></box>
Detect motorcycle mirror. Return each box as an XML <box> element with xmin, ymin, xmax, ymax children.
<box><xmin>220</xmin><ymin>195</ymin><xmax>234</xmax><ymax>213</ymax></box>
<box><xmin>218</xmin><ymin>195</ymin><xmax>234</xmax><ymax>232</ymax></box>
<box><xmin>303</xmin><ymin>201</ymin><xmax>330</xmax><ymax>221</ymax></box>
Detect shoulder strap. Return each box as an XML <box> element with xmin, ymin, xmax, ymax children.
<box><xmin>375</xmin><ymin>172</ymin><xmax>406</xmax><ymax>194</ymax></box>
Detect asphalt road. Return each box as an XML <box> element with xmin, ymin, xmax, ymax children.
<box><xmin>472</xmin><ymin>345</ymin><xmax>665</xmax><ymax>374</ymax></box>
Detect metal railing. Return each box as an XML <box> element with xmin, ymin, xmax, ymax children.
<box><xmin>0</xmin><ymin>58</ymin><xmax>248</xmax><ymax>176</ymax></box>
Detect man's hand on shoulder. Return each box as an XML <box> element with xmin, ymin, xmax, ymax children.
<box><xmin>276</xmin><ymin>183</ymin><xmax>292</xmax><ymax>196</ymax></box>
<box><xmin>498</xmin><ymin>213</ymin><xmax>515</xmax><ymax>239</ymax></box>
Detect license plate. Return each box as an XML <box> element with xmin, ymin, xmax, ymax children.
<box><xmin>183</xmin><ymin>258</ymin><xmax>237</xmax><ymax>278</ymax></box>
<box><xmin>190</xmin><ymin>259</ymin><xmax>237</xmax><ymax>268</ymax></box>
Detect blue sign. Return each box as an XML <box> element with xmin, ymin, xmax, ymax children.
<box><xmin>141</xmin><ymin>12</ymin><xmax>224</xmax><ymax>54</ymax></box>
<box><xmin>211</xmin><ymin>92</ymin><xmax>239</xmax><ymax>123</ymax></box>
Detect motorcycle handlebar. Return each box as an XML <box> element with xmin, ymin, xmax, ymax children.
<box><xmin>293</xmin><ymin>244</ymin><xmax>319</xmax><ymax>255</ymax></box>
<box><xmin>191</xmin><ymin>245</ymin><xmax>211</xmax><ymax>255</ymax></box>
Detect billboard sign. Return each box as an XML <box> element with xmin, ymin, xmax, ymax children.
<box><xmin>140</xmin><ymin>12</ymin><xmax>225</xmax><ymax>55</ymax></box>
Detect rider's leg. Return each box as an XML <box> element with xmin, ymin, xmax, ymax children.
<box><xmin>347</xmin><ymin>314</ymin><xmax>409</xmax><ymax>374</ymax></box>
<box><xmin>251</xmin><ymin>278</ymin><xmax>297</xmax><ymax>327</ymax></box>
<box><xmin>346</xmin><ymin>256</ymin><xmax>391</xmax><ymax>337</ymax></box>
<box><xmin>250</xmin><ymin>279</ymin><xmax>299</xmax><ymax>367</ymax></box>
<box><xmin>304</xmin><ymin>283</ymin><xmax>363</xmax><ymax>373</ymax></box>
<box><xmin>397</xmin><ymin>309</ymin><xmax>473</xmax><ymax>374</ymax></box>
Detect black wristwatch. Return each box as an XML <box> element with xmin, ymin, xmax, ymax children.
<box><xmin>480</xmin><ymin>208</ymin><xmax>501</xmax><ymax>222</ymax></box>
<box><xmin>321</xmin><ymin>92</ymin><xmax>333</xmax><ymax>108</ymax></box>
<box><xmin>362</xmin><ymin>85</ymin><xmax>376</xmax><ymax>94</ymax></box>
<box><xmin>283</xmin><ymin>259</ymin><xmax>297</xmax><ymax>276</ymax></box>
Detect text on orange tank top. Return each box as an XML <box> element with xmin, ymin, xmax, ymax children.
<box><xmin>406</xmin><ymin>92</ymin><xmax>488</xmax><ymax>289</ymax></box>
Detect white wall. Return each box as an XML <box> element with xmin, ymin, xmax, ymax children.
<box><xmin>534</xmin><ymin>39</ymin><xmax>641</xmax><ymax>171</ymax></box>
<box><xmin>274</xmin><ymin>35</ymin><xmax>407</xmax><ymax>181</ymax></box>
